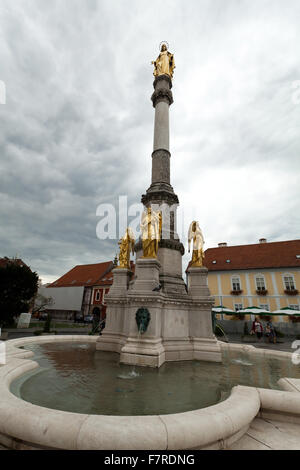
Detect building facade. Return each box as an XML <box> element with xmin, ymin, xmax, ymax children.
<box><xmin>45</xmin><ymin>261</ymin><xmax>115</xmax><ymax>320</ymax></box>
<box><xmin>203</xmin><ymin>239</ymin><xmax>300</xmax><ymax>323</ymax></box>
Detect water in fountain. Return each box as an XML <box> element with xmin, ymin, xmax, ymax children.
<box><xmin>117</xmin><ymin>327</ymin><xmax>142</xmax><ymax>380</ymax></box>
<box><xmin>10</xmin><ymin>342</ymin><xmax>300</xmax><ymax>416</ymax></box>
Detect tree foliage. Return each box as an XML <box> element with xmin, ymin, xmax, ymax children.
<box><xmin>32</xmin><ymin>294</ymin><xmax>54</xmax><ymax>313</ymax></box>
<box><xmin>0</xmin><ymin>262</ymin><xmax>39</xmax><ymax>327</ymax></box>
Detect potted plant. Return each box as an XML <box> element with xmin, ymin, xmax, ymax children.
<box><xmin>284</xmin><ymin>289</ymin><xmax>299</xmax><ymax>296</ymax></box>
<box><xmin>231</xmin><ymin>290</ymin><xmax>243</xmax><ymax>296</ymax></box>
<box><xmin>256</xmin><ymin>289</ymin><xmax>268</xmax><ymax>296</ymax></box>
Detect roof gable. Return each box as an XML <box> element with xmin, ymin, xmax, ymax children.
<box><xmin>48</xmin><ymin>261</ymin><xmax>114</xmax><ymax>287</ymax></box>
<box><xmin>203</xmin><ymin>239</ymin><xmax>300</xmax><ymax>271</ymax></box>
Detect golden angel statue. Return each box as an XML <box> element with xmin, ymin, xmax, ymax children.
<box><xmin>152</xmin><ymin>43</ymin><xmax>175</xmax><ymax>79</ymax></box>
<box><xmin>188</xmin><ymin>221</ymin><xmax>205</xmax><ymax>267</ymax></box>
<box><xmin>140</xmin><ymin>207</ymin><xmax>162</xmax><ymax>258</ymax></box>
<box><xmin>117</xmin><ymin>227</ymin><xmax>135</xmax><ymax>269</ymax></box>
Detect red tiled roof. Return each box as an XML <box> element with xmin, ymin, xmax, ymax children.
<box><xmin>95</xmin><ymin>261</ymin><xmax>135</xmax><ymax>286</ymax></box>
<box><xmin>203</xmin><ymin>240</ymin><xmax>300</xmax><ymax>271</ymax></box>
<box><xmin>47</xmin><ymin>261</ymin><xmax>114</xmax><ymax>288</ymax></box>
<box><xmin>96</xmin><ymin>270</ymin><xmax>114</xmax><ymax>286</ymax></box>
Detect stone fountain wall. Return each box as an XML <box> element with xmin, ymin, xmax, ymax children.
<box><xmin>96</xmin><ymin>261</ymin><xmax>221</xmax><ymax>367</ymax></box>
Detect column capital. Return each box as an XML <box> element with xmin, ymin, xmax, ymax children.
<box><xmin>153</xmin><ymin>74</ymin><xmax>173</xmax><ymax>89</ymax></box>
<box><xmin>151</xmin><ymin>75</ymin><xmax>173</xmax><ymax>107</ymax></box>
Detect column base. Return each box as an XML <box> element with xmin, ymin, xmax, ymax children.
<box><xmin>120</xmin><ymin>337</ymin><xmax>165</xmax><ymax>368</ymax></box>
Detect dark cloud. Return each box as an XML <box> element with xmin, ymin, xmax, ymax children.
<box><xmin>0</xmin><ymin>0</ymin><xmax>299</xmax><ymax>282</ymax></box>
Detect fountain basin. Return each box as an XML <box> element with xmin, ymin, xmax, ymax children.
<box><xmin>1</xmin><ymin>335</ymin><xmax>300</xmax><ymax>450</ymax></box>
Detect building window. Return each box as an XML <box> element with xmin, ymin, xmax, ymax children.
<box><xmin>256</xmin><ymin>276</ymin><xmax>266</xmax><ymax>291</ymax></box>
<box><xmin>259</xmin><ymin>304</ymin><xmax>269</xmax><ymax>311</ymax></box>
<box><xmin>284</xmin><ymin>275</ymin><xmax>296</xmax><ymax>291</ymax></box>
<box><xmin>232</xmin><ymin>277</ymin><xmax>241</xmax><ymax>291</ymax></box>
<box><xmin>234</xmin><ymin>303</ymin><xmax>243</xmax><ymax>312</ymax></box>
<box><xmin>95</xmin><ymin>290</ymin><xmax>101</xmax><ymax>301</ymax></box>
<box><xmin>289</xmin><ymin>304</ymin><xmax>300</xmax><ymax>311</ymax></box>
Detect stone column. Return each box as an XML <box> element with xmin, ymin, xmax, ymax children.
<box><xmin>139</xmin><ymin>74</ymin><xmax>186</xmax><ymax>296</ymax></box>
<box><xmin>151</xmin><ymin>74</ymin><xmax>173</xmax><ymax>187</ymax></box>
<box><xmin>153</xmin><ymin>101</ymin><xmax>170</xmax><ymax>151</ymax></box>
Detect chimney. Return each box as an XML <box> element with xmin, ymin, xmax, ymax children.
<box><xmin>259</xmin><ymin>238</ymin><xmax>267</xmax><ymax>244</ymax></box>
<box><xmin>218</xmin><ymin>242</ymin><xmax>227</xmax><ymax>247</ymax></box>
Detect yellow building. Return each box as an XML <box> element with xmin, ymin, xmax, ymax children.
<box><xmin>203</xmin><ymin>238</ymin><xmax>300</xmax><ymax>323</ymax></box>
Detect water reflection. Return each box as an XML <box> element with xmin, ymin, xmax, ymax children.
<box><xmin>10</xmin><ymin>343</ymin><xmax>300</xmax><ymax>416</ymax></box>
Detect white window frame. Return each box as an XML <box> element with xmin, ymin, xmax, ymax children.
<box><xmin>282</xmin><ymin>273</ymin><xmax>296</xmax><ymax>291</ymax></box>
<box><xmin>95</xmin><ymin>290</ymin><xmax>101</xmax><ymax>301</ymax></box>
<box><xmin>255</xmin><ymin>274</ymin><xmax>266</xmax><ymax>291</ymax></box>
<box><xmin>234</xmin><ymin>303</ymin><xmax>243</xmax><ymax>312</ymax></box>
<box><xmin>259</xmin><ymin>303</ymin><xmax>270</xmax><ymax>311</ymax></box>
<box><xmin>231</xmin><ymin>275</ymin><xmax>241</xmax><ymax>291</ymax></box>
<box><xmin>289</xmin><ymin>304</ymin><xmax>300</xmax><ymax>311</ymax></box>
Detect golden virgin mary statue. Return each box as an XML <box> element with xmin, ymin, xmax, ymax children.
<box><xmin>152</xmin><ymin>43</ymin><xmax>175</xmax><ymax>79</ymax></box>
<box><xmin>140</xmin><ymin>207</ymin><xmax>162</xmax><ymax>258</ymax></box>
<box><xmin>188</xmin><ymin>221</ymin><xmax>205</xmax><ymax>267</ymax></box>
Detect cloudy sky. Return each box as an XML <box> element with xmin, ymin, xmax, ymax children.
<box><xmin>0</xmin><ymin>0</ymin><xmax>299</xmax><ymax>283</ymax></box>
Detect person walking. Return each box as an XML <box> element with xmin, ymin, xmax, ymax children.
<box><xmin>265</xmin><ymin>319</ymin><xmax>276</xmax><ymax>344</ymax></box>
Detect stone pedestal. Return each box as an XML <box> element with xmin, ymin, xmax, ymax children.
<box><xmin>132</xmin><ymin>258</ymin><xmax>160</xmax><ymax>292</ymax></box>
<box><xmin>187</xmin><ymin>266</ymin><xmax>210</xmax><ymax>298</ymax></box>
<box><xmin>108</xmin><ymin>267</ymin><xmax>131</xmax><ymax>296</ymax></box>
<box><xmin>94</xmin><ymin>268</ymin><xmax>131</xmax><ymax>354</ymax></box>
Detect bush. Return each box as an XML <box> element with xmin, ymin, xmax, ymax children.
<box><xmin>33</xmin><ymin>330</ymin><xmax>42</xmax><ymax>336</ymax></box>
<box><xmin>0</xmin><ymin>261</ymin><xmax>38</xmax><ymax>327</ymax></box>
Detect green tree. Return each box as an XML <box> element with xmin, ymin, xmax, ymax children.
<box><xmin>0</xmin><ymin>261</ymin><xmax>39</xmax><ymax>327</ymax></box>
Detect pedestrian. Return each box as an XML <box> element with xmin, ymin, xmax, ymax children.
<box><xmin>265</xmin><ymin>319</ymin><xmax>276</xmax><ymax>344</ymax></box>
<box><xmin>251</xmin><ymin>317</ymin><xmax>263</xmax><ymax>341</ymax></box>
